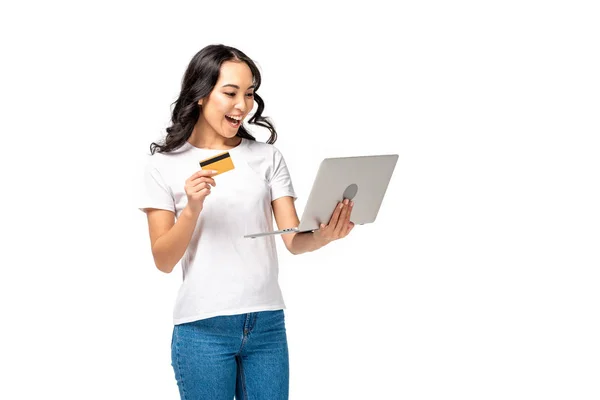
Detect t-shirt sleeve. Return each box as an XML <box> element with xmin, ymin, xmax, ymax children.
<box><xmin>138</xmin><ymin>158</ymin><xmax>175</xmax><ymax>213</ymax></box>
<box><xmin>269</xmin><ymin>147</ymin><xmax>297</xmax><ymax>202</ymax></box>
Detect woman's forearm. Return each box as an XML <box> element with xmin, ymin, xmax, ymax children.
<box><xmin>152</xmin><ymin>206</ymin><xmax>201</xmax><ymax>273</ymax></box>
<box><xmin>289</xmin><ymin>231</ymin><xmax>329</xmax><ymax>255</ymax></box>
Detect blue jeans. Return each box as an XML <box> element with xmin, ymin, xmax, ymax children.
<box><xmin>171</xmin><ymin>310</ymin><xmax>289</xmax><ymax>399</ymax></box>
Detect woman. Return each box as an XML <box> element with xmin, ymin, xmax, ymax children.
<box><xmin>139</xmin><ymin>44</ymin><xmax>354</xmax><ymax>399</ymax></box>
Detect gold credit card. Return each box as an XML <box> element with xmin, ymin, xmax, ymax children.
<box><xmin>199</xmin><ymin>151</ymin><xmax>235</xmax><ymax>176</ymax></box>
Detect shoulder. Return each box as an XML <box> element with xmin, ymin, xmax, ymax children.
<box><xmin>242</xmin><ymin>140</ymin><xmax>288</xmax><ymax>180</ymax></box>
<box><xmin>142</xmin><ymin>152</ymin><xmax>165</xmax><ymax>175</ymax></box>
<box><xmin>143</xmin><ymin>142</ymin><xmax>191</xmax><ymax>169</ymax></box>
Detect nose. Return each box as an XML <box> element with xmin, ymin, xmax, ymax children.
<box><xmin>234</xmin><ymin>96</ymin><xmax>248</xmax><ymax>113</ymax></box>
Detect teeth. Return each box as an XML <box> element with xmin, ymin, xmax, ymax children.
<box><xmin>227</xmin><ymin>115</ymin><xmax>242</xmax><ymax>121</ymax></box>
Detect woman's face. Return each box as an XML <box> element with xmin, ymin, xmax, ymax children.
<box><xmin>198</xmin><ymin>60</ymin><xmax>255</xmax><ymax>139</ymax></box>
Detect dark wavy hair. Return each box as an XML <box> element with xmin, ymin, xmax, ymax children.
<box><xmin>150</xmin><ymin>44</ymin><xmax>277</xmax><ymax>154</ymax></box>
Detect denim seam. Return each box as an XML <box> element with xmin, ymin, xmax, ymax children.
<box><xmin>238</xmin><ymin>357</ymin><xmax>248</xmax><ymax>400</ymax></box>
<box><xmin>173</xmin><ymin>329</ymin><xmax>188</xmax><ymax>400</ymax></box>
<box><xmin>238</xmin><ymin>314</ymin><xmax>251</xmax><ymax>354</ymax></box>
<box><xmin>238</xmin><ymin>334</ymin><xmax>248</xmax><ymax>355</ymax></box>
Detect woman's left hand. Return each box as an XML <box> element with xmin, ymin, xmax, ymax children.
<box><xmin>314</xmin><ymin>199</ymin><xmax>355</xmax><ymax>245</ymax></box>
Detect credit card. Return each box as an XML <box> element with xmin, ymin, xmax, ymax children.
<box><xmin>199</xmin><ymin>151</ymin><xmax>235</xmax><ymax>176</ymax></box>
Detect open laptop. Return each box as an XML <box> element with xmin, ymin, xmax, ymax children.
<box><xmin>244</xmin><ymin>154</ymin><xmax>399</xmax><ymax>239</ymax></box>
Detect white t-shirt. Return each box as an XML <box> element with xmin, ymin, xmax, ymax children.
<box><xmin>139</xmin><ymin>137</ymin><xmax>297</xmax><ymax>325</ymax></box>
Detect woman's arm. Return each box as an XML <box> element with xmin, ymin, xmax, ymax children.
<box><xmin>145</xmin><ymin>206</ymin><xmax>200</xmax><ymax>273</ymax></box>
<box><xmin>272</xmin><ymin>196</ymin><xmax>355</xmax><ymax>255</ymax></box>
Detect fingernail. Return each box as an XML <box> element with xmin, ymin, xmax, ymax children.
<box><xmin>350</xmin><ymin>201</ymin><xmax>354</xmax><ymax>207</ymax></box>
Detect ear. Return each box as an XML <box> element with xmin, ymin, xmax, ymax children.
<box><xmin>198</xmin><ymin>98</ymin><xmax>203</xmax><ymax>106</ymax></box>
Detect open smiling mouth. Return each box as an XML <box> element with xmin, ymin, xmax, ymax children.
<box><xmin>225</xmin><ymin>115</ymin><xmax>242</xmax><ymax>128</ymax></box>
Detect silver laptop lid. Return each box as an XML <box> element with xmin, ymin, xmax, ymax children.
<box><xmin>298</xmin><ymin>154</ymin><xmax>398</xmax><ymax>232</ymax></box>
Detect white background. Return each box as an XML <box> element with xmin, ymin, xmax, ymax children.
<box><xmin>1</xmin><ymin>1</ymin><xmax>599</xmax><ymax>399</ymax></box>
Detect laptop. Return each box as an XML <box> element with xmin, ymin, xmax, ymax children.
<box><xmin>244</xmin><ymin>154</ymin><xmax>398</xmax><ymax>239</ymax></box>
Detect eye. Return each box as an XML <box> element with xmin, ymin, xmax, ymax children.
<box><xmin>225</xmin><ymin>92</ymin><xmax>235</xmax><ymax>97</ymax></box>
<box><xmin>246</xmin><ymin>93</ymin><xmax>254</xmax><ymax>98</ymax></box>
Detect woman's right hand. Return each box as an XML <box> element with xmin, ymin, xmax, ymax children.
<box><xmin>184</xmin><ymin>170</ymin><xmax>218</xmax><ymax>214</ymax></box>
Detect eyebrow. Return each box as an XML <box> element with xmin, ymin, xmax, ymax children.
<box><xmin>221</xmin><ymin>84</ymin><xmax>255</xmax><ymax>90</ymax></box>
